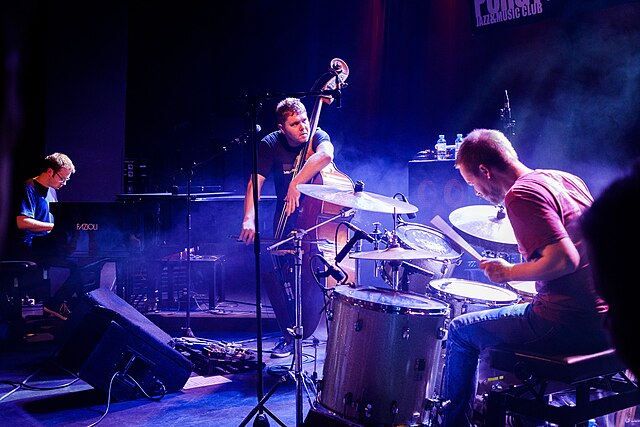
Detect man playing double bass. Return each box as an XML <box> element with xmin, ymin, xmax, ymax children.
<box><xmin>239</xmin><ymin>97</ymin><xmax>341</xmax><ymax>358</ymax></box>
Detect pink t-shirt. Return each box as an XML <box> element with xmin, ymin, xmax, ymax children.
<box><xmin>505</xmin><ymin>169</ymin><xmax>607</xmax><ymax>324</ymax></box>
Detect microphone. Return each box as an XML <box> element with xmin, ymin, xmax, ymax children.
<box><xmin>232</xmin><ymin>124</ymin><xmax>261</xmax><ymax>144</ymax></box>
<box><xmin>335</xmin><ymin>222</ymin><xmax>374</xmax><ymax>264</ymax></box>
<box><xmin>342</xmin><ymin>222</ymin><xmax>374</xmax><ymax>243</ymax></box>
<box><xmin>316</xmin><ymin>256</ymin><xmax>346</xmax><ymax>283</ymax></box>
<box><xmin>504</xmin><ymin>90</ymin><xmax>511</xmax><ymax>119</ymax></box>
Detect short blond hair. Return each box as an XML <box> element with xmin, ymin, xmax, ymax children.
<box><xmin>43</xmin><ymin>152</ymin><xmax>75</xmax><ymax>174</ymax></box>
<box><xmin>275</xmin><ymin>98</ymin><xmax>307</xmax><ymax>125</ymax></box>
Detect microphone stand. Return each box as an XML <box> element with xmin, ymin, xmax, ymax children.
<box><xmin>500</xmin><ymin>89</ymin><xmax>516</xmax><ymax>137</ymax></box>
<box><xmin>172</xmin><ymin>139</ymin><xmax>242</xmax><ymax>338</ymax></box>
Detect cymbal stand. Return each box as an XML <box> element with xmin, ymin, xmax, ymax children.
<box><xmin>387</xmin><ymin>210</ymin><xmax>402</xmax><ymax>291</ymax></box>
<box><xmin>240</xmin><ymin>209</ymin><xmax>354</xmax><ymax>427</ymax></box>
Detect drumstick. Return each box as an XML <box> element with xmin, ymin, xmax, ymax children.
<box><xmin>430</xmin><ymin>215</ymin><xmax>484</xmax><ymax>262</ymax></box>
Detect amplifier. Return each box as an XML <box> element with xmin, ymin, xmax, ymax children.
<box><xmin>408</xmin><ymin>159</ymin><xmax>477</xmax><ymax>224</ymax></box>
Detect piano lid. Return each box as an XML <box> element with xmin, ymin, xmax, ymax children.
<box><xmin>116</xmin><ymin>192</ymin><xmax>235</xmax><ymax>202</ymax></box>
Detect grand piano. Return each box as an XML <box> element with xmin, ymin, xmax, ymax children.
<box><xmin>32</xmin><ymin>194</ymin><xmax>276</xmax><ymax>312</ymax></box>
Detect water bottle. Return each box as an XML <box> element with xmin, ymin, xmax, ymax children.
<box><xmin>435</xmin><ymin>135</ymin><xmax>447</xmax><ymax>160</ymax></box>
<box><xmin>454</xmin><ymin>133</ymin><xmax>464</xmax><ymax>159</ymax></box>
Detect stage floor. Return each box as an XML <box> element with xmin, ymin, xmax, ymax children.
<box><xmin>1</xmin><ymin>299</ymin><xmax>332</xmax><ymax>427</ymax></box>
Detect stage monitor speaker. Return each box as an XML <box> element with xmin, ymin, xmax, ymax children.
<box><xmin>54</xmin><ymin>288</ymin><xmax>192</xmax><ymax>401</ymax></box>
<box><xmin>408</xmin><ymin>159</ymin><xmax>477</xmax><ymax>224</ymax></box>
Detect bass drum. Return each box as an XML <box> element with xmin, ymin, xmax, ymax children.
<box><xmin>381</xmin><ymin>223</ymin><xmax>462</xmax><ymax>294</ymax></box>
<box><xmin>319</xmin><ymin>286</ymin><xmax>449</xmax><ymax>426</ymax></box>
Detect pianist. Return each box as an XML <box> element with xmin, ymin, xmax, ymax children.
<box><xmin>13</xmin><ymin>152</ymin><xmax>77</xmax><ymax>320</ymax></box>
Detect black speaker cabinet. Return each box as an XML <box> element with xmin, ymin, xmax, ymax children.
<box><xmin>408</xmin><ymin>159</ymin><xmax>477</xmax><ymax>224</ymax></box>
<box><xmin>54</xmin><ymin>288</ymin><xmax>192</xmax><ymax>401</ymax></box>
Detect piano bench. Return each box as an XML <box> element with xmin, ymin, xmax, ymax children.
<box><xmin>484</xmin><ymin>347</ymin><xmax>640</xmax><ymax>427</ymax></box>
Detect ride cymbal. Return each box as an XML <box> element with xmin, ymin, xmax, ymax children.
<box><xmin>448</xmin><ymin>205</ymin><xmax>517</xmax><ymax>248</ymax></box>
<box><xmin>297</xmin><ymin>184</ymin><xmax>418</xmax><ymax>214</ymax></box>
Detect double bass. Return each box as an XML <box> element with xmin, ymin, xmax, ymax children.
<box><xmin>268</xmin><ymin>58</ymin><xmax>355</xmax><ymax>340</ymax></box>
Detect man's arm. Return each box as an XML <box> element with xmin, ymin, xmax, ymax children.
<box><xmin>239</xmin><ymin>174</ymin><xmax>266</xmax><ymax>244</ymax></box>
<box><xmin>284</xmin><ymin>141</ymin><xmax>334</xmax><ymax>216</ymax></box>
<box><xmin>480</xmin><ymin>237</ymin><xmax>580</xmax><ymax>283</ymax></box>
<box><xmin>16</xmin><ymin>215</ymin><xmax>54</xmax><ymax>233</ymax></box>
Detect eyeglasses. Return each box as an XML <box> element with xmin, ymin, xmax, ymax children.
<box><xmin>55</xmin><ymin>171</ymin><xmax>71</xmax><ymax>183</ymax></box>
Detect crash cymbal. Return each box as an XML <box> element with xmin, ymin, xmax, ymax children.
<box><xmin>349</xmin><ymin>246</ymin><xmax>437</xmax><ymax>261</ymax></box>
<box><xmin>297</xmin><ymin>184</ymin><xmax>418</xmax><ymax>214</ymax></box>
<box><xmin>448</xmin><ymin>205</ymin><xmax>517</xmax><ymax>248</ymax></box>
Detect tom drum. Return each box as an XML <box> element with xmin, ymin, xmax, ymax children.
<box><xmin>428</xmin><ymin>278</ymin><xmax>519</xmax><ymax>319</ymax></box>
<box><xmin>507</xmin><ymin>280</ymin><xmax>538</xmax><ymax>302</ymax></box>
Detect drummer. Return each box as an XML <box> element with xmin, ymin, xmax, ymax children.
<box><xmin>439</xmin><ymin>129</ymin><xmax>611</xmax><ymax>427</ymax></box>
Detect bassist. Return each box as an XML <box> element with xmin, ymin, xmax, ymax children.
<box><xmin>239</xmin><ymin>97</ymin><xmax>338</xmax><ymax>358</ymax></box>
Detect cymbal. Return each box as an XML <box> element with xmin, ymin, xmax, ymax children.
<box><xmin>349</xmin><ymin>246</ymin><xmax>437</xmax><ymax>261</ymax></box>
<box><xmin>448</xmin><ymin>205</ymin><xmax>517</xmax><ymax>248</ymax></box>
<box><xmin>297</xmin><ymin>184</ymin><xmax>418</xmax><ymax>214</ymax></box>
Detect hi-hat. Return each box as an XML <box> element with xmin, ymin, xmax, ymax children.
<box><xmin>297</xmin><ymin>184</ymin><xmax>418</xmax><ymax>214</ymax></box>
<box><xmin>449</xmin><ymin>205</ymin><xmax>517</xmax><ymax>248</ymax></box>
<box><xmin>350</xmin><ymin>246</ymin><xmax>436</xmax><ymax>261</ymax></box>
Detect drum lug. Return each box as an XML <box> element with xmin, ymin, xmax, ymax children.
<box><xmin>437</xmin><ymin>327</ymin><xmax>447</xmax><ymax>340</ymax></box>
<box><xmin>354</xmin><ymin>318</ymin><xmax>363</xmax><ymax>332</ymax></box>
<box><xmin>402</xmin><ymin>326</ymin><xmax>410</xmax><ymax>340</ymax></box>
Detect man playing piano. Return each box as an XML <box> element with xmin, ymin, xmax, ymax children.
<box><xmin>13</xmin><ymin>152</ymin><xmax>78</xmax><ymax>320</ymax></box>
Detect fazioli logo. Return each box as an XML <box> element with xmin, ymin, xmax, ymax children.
<box><xmin>76</xmin><ymin>223</ymin><xmax>99</xmax><ymax>231</ymax></box>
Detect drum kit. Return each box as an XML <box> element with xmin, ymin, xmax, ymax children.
<box><xmin>293</xmin><ymin>183</ymin><xmax>534</xmax><ymax>426</ymax></box>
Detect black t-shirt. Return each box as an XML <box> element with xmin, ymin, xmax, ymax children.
<box><xmin>257</xmin><ymin>128</ymin><xmax>330</xmax><ymax>211</ymax></box>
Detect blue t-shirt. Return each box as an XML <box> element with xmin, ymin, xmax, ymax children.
<box><xmin>17</xmin><ymin>178</ymin><xmax>57</xmax><ymax>247</ymax></box>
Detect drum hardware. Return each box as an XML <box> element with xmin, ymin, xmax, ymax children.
<box><xmin>396</xmin><ymin>261</ymin><xmax>435</xmax><ymax>293</ymax></box>
<box><xmin>374</xmin><ymin>222</ymin><xmax>463</xmax><ymax>295</ymax></box>
<box><xmin>350</xmin><ymin>238</ymin><xmax>437</xmax><ymax>291</ymax></box>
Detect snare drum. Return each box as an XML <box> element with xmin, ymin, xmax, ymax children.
<box><xmin>428</xmin><ymin>278</ymin><xmax>519</xmax><ymax>319</ymax></box>
<box><xmin>320</xmin><ymin>286</ymin><xmax>449</xmax><ymax>426</ymax></box>
<box><xmin>380</xmin><ymin>223</ymin><xmax>462</xmax><ymax>294</ymax></box>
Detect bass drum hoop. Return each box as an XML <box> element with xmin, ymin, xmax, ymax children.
<box><xmin>331</xmin><ymin>286</ymin><xmax>450</xmax><ymax>316</ymax></box>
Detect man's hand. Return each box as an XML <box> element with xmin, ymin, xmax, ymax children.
<box><xmin>239</xmin><ymin>219</ymin><xmax>256</xmax><ymax>244</ymax></box>
<box><xmin>479</xmin><ymin>257</ymin><xmax>514</xmax><ymax>283</ymax></box>
<box><xmin>284</xmin><ymin>182</ymin><xmax>301</xmax><ymax>216</ymax></box>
